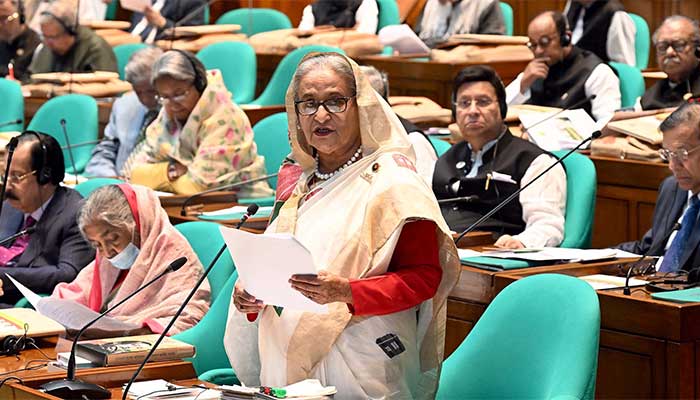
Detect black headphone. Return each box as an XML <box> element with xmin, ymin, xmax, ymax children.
<box><xmin>16</xmin><ymin>0</ymin><xmax>25</xmax><ymax>25</ymax></box>
<box><xmin>694</xmin><ymin>41</ymin><xmax>700</xmax><ymax>58</ymax></box>
<box><xmin>172</xmin><ymin>49</ymin><xmax>207</xmax><ymax>93</ymax></box>
<box><xmin>40</xmin><ymin>11</ymin><xmax>76</xmax><ymax>36</ymax></box>
<box><xmin>23</xmin><ymin>131</ymin><xmax>51</xmax><ymax>185</ymax></box>
<box><xmin>0</xmin><ymin>324</ymin><xmax>34</xmax><ymax>357</ymax></box>
<box><xmin>553</xmin><ymin>11</ymin><xmax>571</xmax><ymax>47</ymax></box>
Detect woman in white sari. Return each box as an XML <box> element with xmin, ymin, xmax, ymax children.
<box><xmin>224</xmin><ymin>52</ymin><xmax>459</xmax><ymax>399</ymax></box>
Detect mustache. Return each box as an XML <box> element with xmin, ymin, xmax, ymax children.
<box><xmin>663</xmin><ymin>56</ymin><xmax>681</xmax><ymax>65</ymax></box>
<box><xmin>5</xmin><ymin>191</ymin><xmax>18</xmax><ymax>201</ymax></box>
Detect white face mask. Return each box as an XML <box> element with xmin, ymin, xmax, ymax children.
<box><xmin>107</xmin><ymin>242</ymin><xmax>140</xmax><ymax>270</ymax></box>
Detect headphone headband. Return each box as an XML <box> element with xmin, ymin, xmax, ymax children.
<box><xmin>172</xmin><ymin>49</ymin><xmax>206</xmax><ymax>93</ymax></box>
<box><xmin>22</xmin><ymin>131</ymin><xmax>51</xmax><ymax>185</ymax></box>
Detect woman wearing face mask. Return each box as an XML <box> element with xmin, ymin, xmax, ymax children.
<box><xmin>50</xmin><ymin>183</ymin><xmax>210</xmax><ymax>334</ymax></box>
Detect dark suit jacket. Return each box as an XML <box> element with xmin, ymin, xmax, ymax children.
<box><xmin>0</xmin><ymin>186</ymin><xmax>95</xmax><ymax>305</ymax></box>
<box><xmin>130</xmin><ymin>0</ymin><xmax>206</xmax><ymax>41</ymax></box>
<box><xmin>616</xmin><ymin>176</ymin><xmax>700</xmax><ymax>271</ymax></box>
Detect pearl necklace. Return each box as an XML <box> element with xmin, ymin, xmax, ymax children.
<box><xmin>314</xmin><ymin>147</ymin><xmax>363</xmax><ymax>180</ymax></box>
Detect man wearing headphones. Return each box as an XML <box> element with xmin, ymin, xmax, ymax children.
<box><xmin>432</xmin><ymin>66</ymin><xmax>567</xmax><ymax>249</ymax></box>
<box><xmin>505</xmin><ymin>11</ymin><xmax>620</xmax><ymax>123</ymax></box>
<box><xmin>0</xmin><ymin>0</ymin><xmax>40</xmax><ymax>81</ymax></box>
<box><xmin>639</xmin><ymin>16</ymin><xmax>700</xmax><ymax>110</ymax></box>
<box><xmin>28</xmin><ymin>0</ymin><xmax>116</xmax><ymax>74</ymax></box>
<box><xmin>0</xmin><ymin>132</ymin><xmax>94</xmax><ymax>307</ymax></box>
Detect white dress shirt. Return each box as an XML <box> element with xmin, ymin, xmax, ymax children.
<box><xmin>24</xmin><ymin>193</ymin><xmax>54</xmax><ymax>223</ymax></box>
<box><xmin>298</xmin><ymin>0</ymin><xmax>379</xmax><ymax>34</ymax></box>
<box><xmin>505</xmin><ymin>63</ymin><xmax>621</xmax><ymax>123</ymax></box>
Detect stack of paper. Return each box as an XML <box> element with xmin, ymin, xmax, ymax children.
<box><xmin>519</xmin><ymin>109</ymin><xmax>602</xmax><ymax>151</ymax></box>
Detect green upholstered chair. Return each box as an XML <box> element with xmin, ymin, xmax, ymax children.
<box><xmin>175</xmin><ymin>221</ymin><xmax>236</xmax><ymax>302</ymax></box>
<box><xmin>428</xmin><ymin>136</ymin><xmax>452</xmax><ymax>157</ymax></box>
<box><xmin>197</xmin><ymin>42</ymin><xmax>257</xmax><ymax>104</ymax></box>
<box><xmin>247</xmin><ymin>45</ymin><xmax>345</xmax><ymax>106</ymax></box>
<box><xmin>499</xmin><ymin>2</ymin><xmax>514</xmax><ymax>36</ymax></box>
<box><xmin>552</xmin><ymin>150</ymin><xmax>597</xmax><ymax>249</ymax></box>
<box><xmin>0</xmin><ymin>78</ymin><xmax>23</xmax><ymax>132</ymax></box>
<box><xmin>74</xmin><ymin>178</ymin><xmax>124</xmax><ymax>197</ymax></box>
<box><xmin>113</xmin><ymin>43</ymin><xmax>148</xmax><ymax>81</ymax></box>
<box><xmin>104</xmin><ymin>0</ymin><xmax>118</xmax><ymax>20</ymax></box>
<box><xmin>174</xmin><ymin>271</ymin><xmax>240</xmax><ymax>385</ymax></box>
<box><xmin>437</xmin><ymin>273</ymin><xmax>600</xmax><ymax>400</ymax></box>
<box><xmin>216</xmin><ymin>8</ymin><xmax>292</xmax><ymax>36</ymax></box>
<box><xmin>629</xmin><ymin>13</ymin><xmax>650</xmax><ymax>70</ymax></box>
<box><xmin>609</xmin><ymin>62</ymin><xmax>645</xmax><ymax>109</ymax></box>
<box><xmin>376</xmin><ymin>0</ymin><xmax>400</xmax><ymax>32</ymax></box>
<box><xmin>27</xmin><ymin>94</ymin><xmax>98</xmax><ymax>174</ymax></box>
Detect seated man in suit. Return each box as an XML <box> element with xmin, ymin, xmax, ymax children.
<box><xmin>0</xmin><ymin>0</ymin><xmax>40</xmax><ymax>82</ymax></box>
<box><xmin>617</xmin><ymin>103</ymin><xmax>700</xmax><ymax>272</ymax></box>
<box><xmin>0</xmin><ymin>132</ymin><xmax>94</xmax><ymax>306</ymax></box>
<box><xmin>29</xmin><ymin>0</ymin><xmax>117</xmax><ymax>74</ymax></box>
<box><xmin>85</xmin><ymin>46</ymin><xmax>163</xmax><ymax>177</ymax></box>
<box><xmin>433</xmin><ymin>65</ymin><xmax>567</xmax><ymax>249</ymax></box>
<box><xmin>505</xmin><ymin>11</ymin><xmax>620</xmax><ymax>123</ymax></box>
<box><xmin>638</xmin><ymin>16</ymin><xmax>700</xmax><ymax>110</ymax></box>
<box><xmin>129</xmin><ymin>0</ymin><xmax>205</xmax><ymax>43</ymax></box>
<box><xmin>564</xmin><ymin>0</ymin><xmax>636</xmax><ymax>65</ymax></box>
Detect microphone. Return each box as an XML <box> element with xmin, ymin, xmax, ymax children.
<box><xmin>61</xmin><ymin>139</ymin><xmax>102</xmax><ymax>150</ymax></box>
<box><xmin>0</xmin><ymin>137</ymin><xmax>19</xmax><ymax>221</ymax></box>
<box><xmin>39</xmin><ymin>257</ymin><xmax>188</xmax><ymax>399</ymax></box>
<box><xmin>121</xmin><ymin>204</ymin><xmax>260</xmax><ymax>400</ymax></box>
<box><xmin>453</xmin><ymin>130</ymin><xmax>602</xmax><ymax>246</ymax></box>
<box><xmin>623</xmin><ymin>222</ymin><xmax>681</xmax><ymax>295</ymax></box>
<box><xmin>0</xmin><ymin>226</ymin><xmax>36</xmax><ymax>246</ymax></box>
<box><xmin>0</xmin><ymin>119</ymin><xmax>22</xmax><ymax>128</ymax></box>
<box><xmin>522</xmin><ymin>94</ymin><xmax>597</xmax><ymax>134</ymax></box>
<box><xmin>179</xmin><ymin>172</ymin><xmax>278</xmax><ymax>216</ymax></box>
<box><xmin>59</xmin><ymin>119</ymin><xmax>79</xmax><ymax>185</ymax></box>
<box><xmin>437</xmin><ymin>195</ymin><xmax>479</xmax><ymax>204</ymax></box>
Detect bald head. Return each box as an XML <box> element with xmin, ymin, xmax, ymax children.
<box><xmin>527</xmin><ymin>11</ymin><xmax>571</xmax><ymax>66</ymax></box>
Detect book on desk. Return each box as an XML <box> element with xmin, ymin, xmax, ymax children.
<box><xmin>75</xmin><ymin>334</ymin><xmax>195</xmax><ymax>367</ymax></box>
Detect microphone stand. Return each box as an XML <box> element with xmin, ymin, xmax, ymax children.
<box><xmin>437</xmin><ymin>195</ymin><xmax>479</xmax><ymax>205</ymax></box>
<box><xmin>0</xmin><ymin>137</ymin><xmax>19</xmax><ymax>221</ymax></box>
<box><xmin>453</xmin><ymin>131</ymin><xmax>602</xmax><ymax>246</ymax></box>
<box><xmin>122</xmin><ymin>204</ymin><xmax>260</xmax><ymax>400</ymax></box>
<box><xmin>39</xmin><ymin>257</ymin><xmax>188</xmax><ymax>399</ymax></box>
<box><xmin>0</xmin><ymin>226</ymin><xmax>36</xmax><ymax>246</ymax></box>
<box><xmin>180</xmin><ymin>173</ymin><xmax>278</xmax><ymax>216</ymax></box>
<box><xmin>0</xmin><ymin>119</ymin><xmax>22</xmax><ymax>129</ymax></box>
<box><xmin>59</xmin><ymin>119</ymin><xmax>79</xmax><ymax>185</ymax></box>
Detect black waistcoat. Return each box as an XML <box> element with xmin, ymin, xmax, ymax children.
<box><xmin>527</xmin><ymin>47</ymin><xmax>602</xmax><ymax>118</ymax></box>
<box><xmin>641</xmin><ymin>68</ymin><xmax>700</xmax><ymax>110</ymax></box>
<box><xmin>311</xmin><ymin>0</ymin><xmax>362</xmax><ymax>28</ymax></box>
<box><xmin>566</xmin><ymin>0</ymin><xmax>624</xmax><ymax>62</ymax></box>
<box><xmin>432</xmin><ymin>130</ymin><xmax>548</xmax><ymax>234</ymax></box>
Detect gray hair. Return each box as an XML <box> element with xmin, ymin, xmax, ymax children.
<box><xmin>359</xmin><ymin>65</ymin><xmax>388</xmax><ymax>99</ymax></box>
<box><xmin>291</xmin><ymin>52</ymin><xmax>356</xmax><ymax>100</ymax></box>
<box><xmin>659</xmin><ymin>102</ymin><xmax>700</xmax><ymax>135</ymax></box>
<box><xmin>652</xmin><ymin>15</ymin><xmax>700</xmax><ymax>45</ymax></box>
<box><xmin>39</xmin><ymin>0</ymin><xmax>76</xmax><ymax>33</ymax></box>
<box><xmin>151</xmin><ymin>50</ymin><xmax>198</xmax><ymax>85</ymax></box>
<box><xmin>124</xmin><ymin>46</ymin><xmax>163</xmax><ymax>85</ymax></box>
<box><xmin>77</xmin><ymin>185</ymin><xmax>135</xmax><ymax>240</ymax></box>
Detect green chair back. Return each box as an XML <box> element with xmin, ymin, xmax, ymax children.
<box><xmin>105</xmin><ymin>0</ymin><xmax>118</xmax><ymax>20</ymax></box>
<box><xmin>437</xmin><ymin>273</ymin><xmax>600</xmax><ymax>400</ymax></box>
<box><xmin>252</xmin><ymin>113</ymin><xmax>290</xmax><ymax>189</ymax></box>
<box><xmin>499</xmin><ymin>2</ymin><xmax>514</xmax><ymax>36</ymax></box>
<box><xmin>197</xmin><ymin>42</ymin><xmax>257</xmax><ymax>104</ymax></box>
<box><xmin>248</xmin><ymin>45</ymin><xmax>345</xmax><ymax>106</ymax></box>
<box><xmin>74</xmin><ymin>178</ymin><xmax>124</xmax><ymax>197</ymax></box>
<box><xmin>114</xmin><ymin>43</ymin><xmax>148</xmax><ymax>81</ymax></box>
<box><xmin>0</xmin><ymin>78</ymin><xmax>23</xmax><ymax>132</ymax></box>
<box><xmin>552</xmin><ymin>150</ymin><xmax>596</xmax><ymax>248</ymax></box>
<box><xmin>203</xmin><ymin>4</ymin><xmax>210</xmax><ymax>24</ymax></box>
<box><xmin>428</xmin><ymin>136</ymin><xmax>451</xmax><ymax>157</ymax></box>
<box><xmin>175</xmin><ymin>221</ymin><xmax>236</xmax><ymax>301</ymax></box>
<box><xmin>27</xmin><ymin>94</ymin><xmax>98</xmax><ymax>174</ymax></box>
<box><xmin>609</xmin><ymin>62</ymin><xmax>645</xmax><ymax>108</ymax></box>
<box><xmin>629</xmin><ymin>13</ymin><xmax>650</xmax><ymax>69</ymax></box>
<box><xmin>216</xmin><ymin>8</ymin><xmax>292</xmax><ymax>36</ymax></box>
<box><xmin>174</xmin><ymin>271</ymin><xmax>239</xmax><ymax>381</ymax></box>
<box><xmin>376</xmin><ymin>0</ymin><xmax>400</xmax><ymax>32</ymax></box>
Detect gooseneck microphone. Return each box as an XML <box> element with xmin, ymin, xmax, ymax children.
<box><xmin>0</xmin><ymin>119</ymin><xmax>22</xmax><ymax>128</ymax></box>
<box><xmin>61</xmin><ymin>139</ymin><xmax>103</xmax><ymax>150</ymax></box>
<box><xmin>122</xmin><ymin>204</ymin><xmax>259</xmax><ymax>400</ymax></box>
<box><xmin>623</xmin><ymin>222</ymin><xmax>681</xmax><ymax>295</ymax></box>
<box><xmin>0</xmin><ymin>226</ymin><xmax>36</xmax><ymax>246</ymax></box>
<box><xmin>453</xmin><ymin>130</ymin><xmax>602</xmax><ymax>246</ymax></box>
<box><xmin>59</xmin><ymin>119</ymin><xmax>79</xmax><ymax>185</ymax></box>
<box><xmin>437</xmin><ymin>195</ymin><xmax>479</xmax><ymax>204</ymax></box>
<box><xmin>522</xmin><ymin>94</ymin><xmax>597</xmax><ymax>134</ymax></box>
<box><xmin>180</xmin><ymin>173</ymin><xmax>278</xmax><ymax>216</ymax></box>
<box><xmin>0</xmin><ymin>137</ymin><xmax>19</xmax><ymax>221</ymax></box>
<box><xmin>39</xmin><ymin>257</ymin><xmax>188</xmax><ymax>399</ymax></box>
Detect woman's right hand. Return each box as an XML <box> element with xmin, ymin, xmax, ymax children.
<box><xmin>233</xmin><ymin>281</ymin><xmax>264</xmax><ymax>313</ymax></box>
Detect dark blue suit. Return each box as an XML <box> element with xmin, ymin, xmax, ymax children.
<box><xmin>129</xmin><ymin>0</ymin><xmax>207</xmax><ymax>42</ymax></box>
<box><xmin>0</xmin><ymin>186</ymin><xmax>95</xmax><ymax>306</ymax></box>
<box><xmin>617</xmin><ymin>176</ymin><xmax>700</xmax><ymax>271</ymax></box>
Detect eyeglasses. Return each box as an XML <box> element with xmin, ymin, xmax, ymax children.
<box><xmin>655</xmin><ymin>40</ymin><xmax>692</xmax><ymax>54</ymax></box>
<box><xmin>454</xmin><ymin>97</ymin><xmax>496</xmax><ymax>110</ymax></box>
<box><xmin>1</xmin><ymin>170</ymin><xmax>36</xmax><ymax>184</ymax></box>
<box><xmin>658</xmin><ymin>144</ymin><xmax>700</xmax><ymax>163</ymax></box>
<box><xmin>294</xmin><ymin>96</ymin><xmax>355</xmax><ymax>116</ymax></box>
<box><xmin>526</xmin><ymin>35</ymin><xmax>557</xmax><ymax>51</ymax></box>
<box><xmin>156</xmin><ymin>89</ymin><xmax>190</xmax><ymax>105</ymax></box>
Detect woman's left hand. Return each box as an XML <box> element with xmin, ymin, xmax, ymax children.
<box><xmin>289</xmin><ymin>270</ymin><xmax>353</xmax><ymax>305</ymax></box>
<box><xmin>167</xmin><ymin>161</ymin><xmax>188</xmax><ymax>181</ymax></box>
<box><xmin>494</xmin><ymin>234</ymin><xmax>525</xmax><ymax>249</ymax></box>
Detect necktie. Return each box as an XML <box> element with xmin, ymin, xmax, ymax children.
<box><xmin>137</xmin><ymin>109</ymin><xmax>159</xmax><ymax>144</ymax></box>
<box><xmin>659</xmin><ymin>196</ymin><xmax>700</xmax><ymax>272</ymax></box>
<box><xmin>0</xmin><ymin>216</ymin><xmax>36</xmax><ymax>266</ymax></box>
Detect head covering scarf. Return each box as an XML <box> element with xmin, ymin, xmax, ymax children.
<box><xmin>52</xmin><ymin>184</ymin><xmax>210</xmax><ymax>334</ymax></box>
<box><xmin>225</xmin><ymin>53</ymin><xmax>460</xmax><ymax>398</ymax></box>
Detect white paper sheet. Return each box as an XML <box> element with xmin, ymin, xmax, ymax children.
<box><xmin>480</xmin><ymin>247</ymin><xmax>617</xmax><ymax>262</ymax></box>
<box><xmin>6</xmin><ymin>274</ymin><xmax>41</xmax><ymax>309</ymax></box>
<box><xmin>519</xmin><ymin>109</ymin><xmax>599</xmax><ymax>151</ymax></box>
<box><xmin>578</xmin><ymin>274</ymin><xmax>647</xmax><ymax>290</ymax></box>
<box><xmin>378</xmin><ymin>24</ymin><xmax>430</xmax><ymax>55</ymax></box>
<box><xmin>120</xmin><ymin>0</ymin><xmax>149</xmax><ymax>13</ymax></box>
<box><xmin>220</xmin><ymin>227</ymin><xmax>327</xmax><ymax>313</ymax></box>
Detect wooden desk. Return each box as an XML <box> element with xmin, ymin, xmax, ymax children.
<box><xmin>163</xmin><ymin>201</ymin><xmax>270</xmax><ymax>233</ymax></box>
<box><xmin>493</xmin><ymin>264</ymin><xmax>700</xmax><ymax>399</ymax></box>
